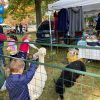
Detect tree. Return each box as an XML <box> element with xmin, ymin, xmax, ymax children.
<box><xmin>35</xmin><ymin>0</ymin><xmax>57</xmax><ymax>28</ymax></box>
<box><xmin>35</xmin><ymin>0</ymin><xmax>42</xmax><ymax>29</ymax></box>
<box><xmin>6</xmin><ymin>0</ymin><xmax>56</xmax><ymax>27</ymax></box>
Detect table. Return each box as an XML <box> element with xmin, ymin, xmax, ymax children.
<box><xmin>78</xmin><ymin>48</ymin><xmax>100</xmax><ymax>60</ymax></box>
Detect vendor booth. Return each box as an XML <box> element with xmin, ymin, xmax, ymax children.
<box><xmin>48</xmin><ymin>0</ymin><xmax>100</xmax><ymax>36</ymax></box>
<box><xmin>48</xmin><ymin>0</ymin><xmax>100</xmax><ymax>60</ymax></box>
<box><xmin>48</xmin><ymin>0</ymin><xmax>100</xmax><ymax>44</ymax></box>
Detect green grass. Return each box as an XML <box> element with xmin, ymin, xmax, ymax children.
<box><xmin>0</xmin><ymin>33</ymin><xmax>100</xmax><ymax>100</ymax></box>
<box><xmin>38</xmin><ymin>51</ymin><xmax>100</xmax><ymax>100</ymax></box>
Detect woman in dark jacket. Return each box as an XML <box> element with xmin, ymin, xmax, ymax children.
<box><xmin>0</xmin><ymin>25</ymin><xmax>5</xmax><ymax>66</ymax></box>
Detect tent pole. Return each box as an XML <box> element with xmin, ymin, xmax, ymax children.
<box><xmin>48</xmin><ymin>11</ymin><xmax>53</xmax><ymax>52</ymax></box>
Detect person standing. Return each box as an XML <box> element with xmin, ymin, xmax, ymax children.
<box><xmin>25</xmin><ymin>24</ymin><xmax>28</xmax><ymax>32</ymax></box>
<box><xmin>96</xmin><ymin>13</ymin><xmax>100</xmax><ymax>37</ymax></box>
<box><xmin>19</xmin><ymin>23</ymin><xmax>23</xmax><ymax>35</ymax></box>
<box><xmin>0</xmin><ymin>26</ymin><xmax>6</xmax><ymax>66</ymax></box>
<box><xmin>15</xmin><ymin>24</ymin><xmax>18</xmax><ymax>34</ymax></box>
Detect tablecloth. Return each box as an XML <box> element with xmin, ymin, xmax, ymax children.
<box><xmin>78</xmin><ymin>48</ymin><xmax>100</xmax><ymax>60</ymax></box>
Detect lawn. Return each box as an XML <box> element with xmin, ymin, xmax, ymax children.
<box><xmin>0</xmin><ymin>33</ymin><xmax>100</xmax><ymax>100</ymax></box>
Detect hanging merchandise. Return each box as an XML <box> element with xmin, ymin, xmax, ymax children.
<box><xmin>54</xmin><ymin>11</ymin><xmax>58</xmax><ymax>42</ymax></box>
<box><xmin>54</xmin><ymin>11</ymin><xmax>58</xmax><ymax>33</ymax></box>
<box><xmin>0</xmin><ymin>5</ymin><xmax>4</xmax><ymax>14</ymax></box>
<box><xmin>58</xmin><ymin>8</ymin><xmax>69</xmax><ymax>34</ymax></box>
<box><xmin>57</xmin><ymin>8</ymin><xmax>69</xmax><ymax>44</ymax></box>
<box><xmin>68</xmin><ymin>7</ymin><xmax>83</xmax><ymax>37</ymax></box>
<box><xmin>0</xmin><ymin>16</ymin><xmax>4</xmax><ymax>24</ymax></box>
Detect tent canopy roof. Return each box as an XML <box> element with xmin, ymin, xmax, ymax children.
<box><xmin>48</xmin><ymin>0</ymin><xmax>100</xmax><ymax>12</ymax></box>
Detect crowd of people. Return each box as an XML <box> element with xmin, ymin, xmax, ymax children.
<box><xmin>0</xmin><ymin>25</ymin><xmax>38</xmax><ymax>65</ymax></box>
<box><xmin>0</xmin><ymin>25</ymin><xmax>39</xmax><ymax>100</ymax></box>
<box><xmin>15</xmin><ymin>23</ymin><xmax>28</xmax><ymax>35</ymax></box>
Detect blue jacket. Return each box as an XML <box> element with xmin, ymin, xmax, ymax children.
<box><xmin>6</xmin><ymin>63</ymin><xmax>37</xmax><ymax>100</ymax></box>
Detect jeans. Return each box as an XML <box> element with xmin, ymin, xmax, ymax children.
<box><xmin>17</xmin><ymin>51</ymin><xmax>27</xmax><ymax>59</ymax></box>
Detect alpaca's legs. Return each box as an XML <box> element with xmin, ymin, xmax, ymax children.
<box><xmin>59</xmin><ymin>94</ymin><xmax>64</xmax><ymax>100</ymax></box>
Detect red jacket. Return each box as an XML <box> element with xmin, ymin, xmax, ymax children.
<box><xmin>19</xmin><ymin>38</ymin><xmax>29</xmax><ymax>53</ymax></box>
<box><xmin>0</xmin><ymin>33</ymin><xmax>7</xmax><ymax>41</ymax></box>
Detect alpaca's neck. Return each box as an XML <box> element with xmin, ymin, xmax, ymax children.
<box><xmin>39</xmin><ymin>55</ymin><xmax>44</xmax><ymax>63</ymax></box>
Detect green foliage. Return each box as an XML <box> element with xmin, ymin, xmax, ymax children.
<box><xmin>86</xmin><ymin>17</ymin><xmax>94</xmax><ymax>22</ymax></box>
<box><xmin>41</xmin><ymin>0</ymin><xmax>57</xmax><ymax>20</ymax></box>
<box><xmin>6</xmin><ymin>0</ymin><xmax>35</xmax><ymax>20</ymax></box>
<box><xmin>5</xmin><ymin>0</ymin><xmax>57</xmax><ymax>22</ymax></box>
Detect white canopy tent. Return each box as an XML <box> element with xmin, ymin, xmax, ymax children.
<box><xmin>48</xmin><ymin>0</ymin><xmax>100</xmax><ymax>12</ymax></box>
<box><xmin>48</xmin><ymin>0</ymin><xmax>100</xmax><ymax>16</ymax></box>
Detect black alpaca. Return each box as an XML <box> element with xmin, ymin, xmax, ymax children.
<box><xmin>55</xmin><ymin>60</ymin><xmax>86</xmax><ymax>100</ymax></box>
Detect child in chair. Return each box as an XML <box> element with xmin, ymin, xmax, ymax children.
<box><xmin>6</xmin><ymin>59</ymin><xmax>37</xmax><ymax>100</ymax></box>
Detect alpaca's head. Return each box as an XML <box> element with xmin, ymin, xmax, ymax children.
<box><xmin>38</xmin><ymin>47</ymin><xmax>46</xmax><ymax>56</ymax></box>
<box><xmin>27</xmin><ymin>47</ymin><xmax>46</xmax><ymax>61</ymax></box>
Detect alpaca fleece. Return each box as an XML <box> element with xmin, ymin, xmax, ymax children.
<box><xmin>55</xmin><ymin>60</ymin><xmax>86</xmax><ymax>100</ymax></box>
<box><xmin>28</xmin><ymin>47</ymin><xmax>47</xmax><ymax>100</ymax></box>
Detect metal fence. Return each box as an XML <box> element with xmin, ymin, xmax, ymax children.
<box><xmin>0</xmin><ymin>41</ymin><xmax>100</xmax><ymax>100</ymax></box>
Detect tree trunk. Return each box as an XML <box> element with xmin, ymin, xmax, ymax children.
<box><xmin>35</xmin><ymin>0</ymin><xmax>42</xmax><ymax>30</ymax></box>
